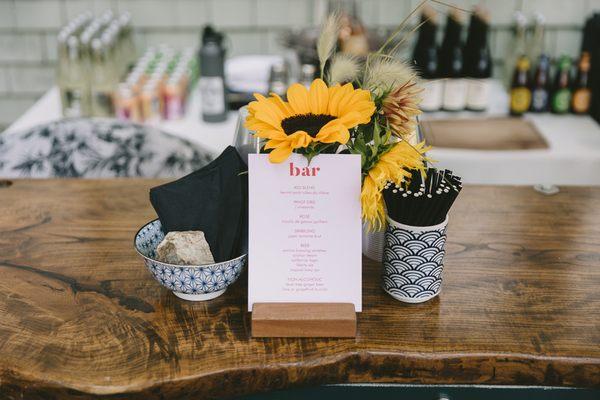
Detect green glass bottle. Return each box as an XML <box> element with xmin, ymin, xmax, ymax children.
<box><xmin>551</xmin><ymin>56</ymin><xmax>572</xmax><ymax>114</ymax></box>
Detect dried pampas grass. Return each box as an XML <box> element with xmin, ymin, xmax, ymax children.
<box><xmin>327</xmin><ymin>53</ymin><xmax>361</xmax><ymax>85</ymax></box>
<box><xmin>317</xmin><ymin>13</ymin><xmax>340</xmax><ymax>77</ymax></box>
<box><xmin>363</xmin><ymin>57</ymin><xmax>417</xmax><ymax>97</ymax></box>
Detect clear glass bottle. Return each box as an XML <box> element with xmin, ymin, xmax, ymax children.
<box><xmin>118</xmin><ymin>11</ymin><xmax>136</xmax><ymax>70</ymax></box>
<box><xmin>57</xmin><ymin>29</ymin><xmax>71</xmax><ymax>115</ymax></box>
<box><xmin>299</xmin><ymin>64</ymin><xmax>316</xmax><ymax>89</ymax></box>
<box><xmin>528</xmin><ymin>13</ymin><xmax>546</xmax><ymax>67</ymax></box>
<box><xmin>57</xmin><ymin>13</ymin><xmax>92</xmax><ymax>117</ymax></box>
<box><xmin>61</xmin><ymin>35</ymin><xmax>90</xmax><ymax>117</ymax></box>
<box><xmin>90</xmin><ymin>35</ymin><xmax>118</xmax><ymax>117</ymax></box>
<box><xmin>268</xmin><ymin>61</ymin><xmax>289</xmax><ymax>96</ymax></box>
<box><xmin>504</xmin><ymin>11</ymin><xmax>528</xmax><ymax>88</ymax></box>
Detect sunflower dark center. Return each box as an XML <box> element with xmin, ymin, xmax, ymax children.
<box><xmin>280</xmin><ymin>113</ymin><xmax>336</xmax><ymax>137</ymax></box>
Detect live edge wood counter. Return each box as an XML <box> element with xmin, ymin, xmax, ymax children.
<box><xmin>0</xmin><ymin>179</ymin><xmax>598</xmax><ymax>399</ymax></box>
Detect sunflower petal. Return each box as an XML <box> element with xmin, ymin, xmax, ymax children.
<box><xmin>308</xmin><ymin>79</ymin><xmax>329</xmax><ymax>115</ymax></box>
<box><xmin>335</xmin><ymin>111</ymin><xmax>362</xmax><ymax>129</ymax></box>
<box><xmin>287</xmin><ymin>131</ymin><xmax>313</xmax><ymax>148</ymax></box>
<box><xmin>332</xmin><ymin>83</ymin><xmax>356</xmax><ymax>116</ymax></box>
<box><xmin>327</xmin><ymin>83</ymin><xmax>353</xmax><ymax>116</ymax></box>
<box><xmin>245</xmin><ymin>117</ymin><xmax>280</xmax><ymax>132</ymax></box>
<box><xmin>287</xmin><ymin>83</ymin><xmax>310</xmax><ymax>114</ymax></box>
<box><xmin>270</xmin><ymin>93</ymin><xmax>294</xmax><ymax>115</ymax></box>
<box><xmin>256</xmin><ymin>129</ymin><xmax>287</xmax><ymax>140</ymax></box>
<box><xmin>315</xmin><ymin>121</ymin><xmax>349</xmax><ymax>144</ymax></box>
<box><xmin>254</xmin><ymin>93</ymin><xmax>286</xmax><ymax>120</ymax></box>
<box><xmin>268</xmin><ymin>143</ymin><xmax>294</xmax><ymax>163</ymax></box>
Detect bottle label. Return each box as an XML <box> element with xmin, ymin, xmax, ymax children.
<box><xmin>116</xmin><ymin>103</ymin><xmax>132</xmax><ymax>121</ymax></box>
<box><xmin>200</xmin><ymin>77</ymin><xmax>225</xmax><ymax>115</ymax></box>
<box><xmin>64</xmin><ymin>89</ymin><xmax>83</xmax><ymax>118</ymax></box>
<box><xmin>552</xmin><ymin>89</ymin><xmax>571</xmax><ymax>113</ymax></box>
<box><xmin>420</xmin><ymin>79</ymin><xmax>443</xmax><ymax>111</ymax></box>
<box><xmin>510</xmin><ymin>87</ymin><xmax>531</xmax><ymax>114</ymax></box>
<box><xmin>442</xmin><ymin>79</ymin><xmax>468</xmax><ymax>111</ymax></box>
<box><xmin>141</xmin><ymin>96</ymin><xmax>160</xmax><ymax>124</ymax></box>
<box><xmin>466</xmin><ymin>79</ymin><xmax>490</xmax><ymax>111</ymax></box>
<box><xmin>531</xmin><ymin>89</ymin><xmax>549</xmax><ymax>112</ymax></box>
<box><xmin>151</xmin><ymin>97</ymin><xmax>161</xmax><ymax>118</ymax></box>
<box><xmin>572</xmin><ymin>88</ymin><xmax>591</xmax><ymax>113</ymax></box>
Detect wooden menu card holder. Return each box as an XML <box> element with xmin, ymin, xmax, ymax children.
<box><xmin>251</xmin><ymin>303</ymin><xmax>356</xmax><ymax>338</ymax></box>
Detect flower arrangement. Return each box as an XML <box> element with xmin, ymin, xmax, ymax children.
<box><xmin>245</xmin><ymin>10</ymin><xmax>430</xmax><ymax>231</ymax></box>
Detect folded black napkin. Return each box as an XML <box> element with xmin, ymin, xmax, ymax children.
<box><xmin>150</xmin><ymin>146</ymin><xmax>248</xmax><ymax>262</ymax></box>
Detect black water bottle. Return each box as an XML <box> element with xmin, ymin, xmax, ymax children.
<box><xmin>412</xmin><ymin>5</ymin><xmax>443</xmax><ymax>111</ymax></box>
<box><xmin>199</xmin><ymin>26</ymin><xmax>227</xmax><ymax>123</ymax></box>
<box><xmin>464</xmin><ymin>8</ymin><xmax>492</xmax><ymax>111</ymax></box>
<box><xmin>439</xmin><ymin>10</ymin><xmax>467</xmax><ymax>111</ymax></box>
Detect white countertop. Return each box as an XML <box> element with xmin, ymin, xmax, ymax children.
<box><xmin>4</xmin><ymin>82</ymin><xmax>600</xmax><ymax>185</ymax></box>
<box><xmin>3</xmin><ymin>86</ymin><xmax>238</xmax><ymax>156</ymax></box>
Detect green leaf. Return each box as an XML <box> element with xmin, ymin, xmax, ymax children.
<box><xmin>373</xmin><ymin>120</ymin><xmax>381</xmax><ymax>148</ymax></box>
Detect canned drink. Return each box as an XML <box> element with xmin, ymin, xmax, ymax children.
<box><xmin>140</xmin><ymin>82</ymin><xmax>161</xmax><ymax>124</ymax></box>
<box><xmin>114</xmin><ymin>83</ymin><xmax>141</xmax><ymax>122</ymax></box>
<box><xmin>163</xmin><ymin>77</ymin><xmax>184</xmax><ymax>120</ymax></box>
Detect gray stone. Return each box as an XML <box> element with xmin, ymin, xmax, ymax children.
<box><xmin>156</xmin><ymin>231</ymin><xmax>215</xmax><ymax>265</ymax></box>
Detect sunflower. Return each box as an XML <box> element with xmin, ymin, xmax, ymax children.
<box><xmin>245</xmin><ymin>79</ymin><xmax>375</xmax><ymax>163</ymax></box>
<box><xmin>361</xmin><ymin>140</ymin><xmax>428</xmax><ymax>230</ymax></box>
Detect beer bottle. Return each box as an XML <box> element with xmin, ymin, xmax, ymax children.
<box><xmin>510</xmin><ymin>56</ymin><xmax>532</xmax><ymax>116</ymax></box>
<box><xmin>571</xmin><ymin>52</ymin><xmax>592</xmax><ymax>114</ymax></box>
<box><xmin>530</xmin><ymin>55</ymin><xmax>551</xmax><ymax>112</ymax></box>
<box><xmin>551</xmin><ymin>56</ymin><xmax>572</xmax><ymax>114</ymax></box>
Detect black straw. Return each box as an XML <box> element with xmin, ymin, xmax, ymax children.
<box><xmin>383</xmin><ymin>168</ymin><xmax>462</xmax><ymax>227</ymax></box>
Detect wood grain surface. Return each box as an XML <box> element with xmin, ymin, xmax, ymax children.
<box><xmin>251</xmin><ymin>303</ymin><xmax>357</xmax><ymax>337</ymax></box>
<box><xmin>421</xmin><ymin>118</ymin><xmax>549</xmax><ymax>150</ymax></box>
<box><xmin>0</xmin><ymin>179</ymin><xmax>598</xmax><ymax>399</ymax></box>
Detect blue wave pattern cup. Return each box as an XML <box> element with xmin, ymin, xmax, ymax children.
<box><xmin>135</xmin><ymin>220</ymin><xmax>246</xmax><ymax>301</ymax></box>
<box><xmin>382</xmin><ymin>216</ymin><xmax>448</xmax><ymax>303</ymax></box>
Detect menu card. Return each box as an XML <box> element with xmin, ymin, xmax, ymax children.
<box><xmin>248</xmin><ymin>153</ymin><xmax>362</xmax><ymax>312</ymax></box>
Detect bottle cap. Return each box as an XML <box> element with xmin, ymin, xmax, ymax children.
<box><xmin>66</xmin><ymin>35</ymin><xmax>80</xmax><ymax>59</ymax></box>
<box><xmin>117</xmin><ymin>83</ymin><xmax>133</xmax><ymax>97</ymax></box>
<box><xmin>558</xmin><ymin>56</ymin><xmax>571</xmax><ymax>71</ymax></box>
<box><xmin>99</xmin><ymin>10</ymin><xmax>114</xmax><ymax>25</ymax></box>
<box><xmin>514</xmin><ymin>11</ymin><xmax>527</xmax><ymax>27</ymax></box>
<box><xmin>533</xmin><ymin>12</ymin><xmax>546</xmax><ymax>25</ymax></box>
<box><xmin>118</xmin><ymin>11</ymin><xmax>131</xmax><ymax>28</ymax></box>
<box><xmin>301</xmin><ymin>64</ymin><xmax>316</xmax><ymax>76</ymax></box>
<box><xmin>91</xmin><ymin>37</ymin><xmax>103</xmax><ymax>54</ymax></box>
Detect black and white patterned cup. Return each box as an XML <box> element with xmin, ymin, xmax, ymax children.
<box><xmin>382</xmin><ymin>215</ymin><xmax>448</xmax><ymax>303</ymax></box>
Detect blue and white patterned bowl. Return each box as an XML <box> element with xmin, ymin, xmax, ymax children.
<box><xmin>382</xmin><ymin>215</ymin><xmax>448</xmax><ymax>303</ymax></box>
<box><xmin>134</xmin><ymin>219</ymin><xmax>246</xmax><ymax>301</ymax></box>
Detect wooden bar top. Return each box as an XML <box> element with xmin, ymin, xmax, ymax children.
<box><xmin>0</xmin><ymin>179</ymin><xmax>598</xmax><ymax>399</ymax></box>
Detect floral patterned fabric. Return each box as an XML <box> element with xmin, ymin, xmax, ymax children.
<box><xmin>0</xmin><ymin>118</ymin><xmax>213</xmax><ymax>178</ymax></box>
